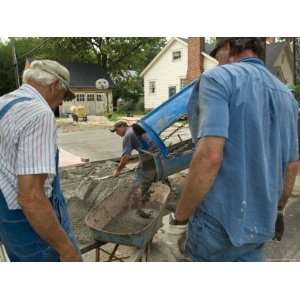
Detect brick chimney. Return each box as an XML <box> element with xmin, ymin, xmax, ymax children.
<box><xmin>186</xmin><ymin>37</ymin><xmax>205</xmax><ymax>82</ymax></box>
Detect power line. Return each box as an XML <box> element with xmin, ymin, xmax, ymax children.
<box><xmin>18</xmin><ymin>38</ymin><xmax>51</xmax><ymax>59</ymax></box>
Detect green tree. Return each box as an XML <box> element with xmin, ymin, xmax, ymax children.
<box><xmin>0</xmin><ymin>40</ymin><xmax>15</xmax><ymax>94</ymax></box>
<box><xmin>0</xmin><ymin>37</ymin><xmax>167</xmax><ymax>107</ymax></box>
<box><xmin>53</xmin><ymin>37</ymin><xmax>167</xmax><ymax>107</ymax></box>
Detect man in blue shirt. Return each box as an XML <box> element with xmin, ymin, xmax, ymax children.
<box><xmin>110</xmin><ymin>121</ymin><xmax>158</xmax><ymax>176</ymax></box>
<box><xmin>110</xmin><ymin>121</ymin><xmax>159</xmax><ymax>194</ymax></box>
<box><xmin>173</xmin><ymin>38</ymin><xmax>299</xmax><ymax>261</ymax></box>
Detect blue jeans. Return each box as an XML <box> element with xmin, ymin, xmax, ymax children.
<box><xmin>185</xmin><ymin>211</ymin><xmax>265</xmax><ymax>262</ymax></box>
<box><xmin>0</xmin><ymin>188</ymin><xmax>80</xmax><ymax>262</ymax></box>
<box><xmin>0</xmin><ymin>154</ymin><xmax>80</xmax><ymax>262</ymax></box>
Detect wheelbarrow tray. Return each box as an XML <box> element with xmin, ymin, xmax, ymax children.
<box><xmin>85</xmin><ymin>182</ymin><xmax>170</xmax><ymax>249</ymax></box>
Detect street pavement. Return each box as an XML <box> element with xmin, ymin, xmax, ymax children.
<box><xmin>264</xmin><ymin>175</ymin><xmax>300</xmax><ymax>261</ymax></box>
<box><xmin>58</xmin><ymin>127</ymin><xmax>123</xmax><ymax>162</ymax></box>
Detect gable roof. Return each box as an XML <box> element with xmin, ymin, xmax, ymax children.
<box><xmin>266</xmin><ymin>42</ymin><xmax>285</xmax><ymax>69</ymax></box>
<box><xmin>61</xmin><ymin>62</ymin><xmax>113</xmax><ymax>88</ymax></box>
<box><xmin>140</xmin><ymin>37</ymin><xmax>188</xmax><ymax>77</ymax></box>
<box><xmin>266</xmin><ymin>42</ymin><xmax>293</xmax><ymax>75</ymax></box>
<box><xmin>177</xmin><ymin>37</ymin><xmax>188</xmax><ymax>44</ymax></box>
<box><xmin>140</xmin><ymin>37</ymin><xmax>216</xmax><ymax>77</ymax></box>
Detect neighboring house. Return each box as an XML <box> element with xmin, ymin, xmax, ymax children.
<box><xmin>25</xmin><ymin>59</ymin><xmax>113</xmax><ymax>116</ymax></box>
<box><xmin>141</xmin><ymin>38</ymin><xmax>294</xmax><ymax>110</ymax></box>
<box><xmin>266</xmin><ymin>42</ymin><xmax>294</xmax><ymax>85</ymax></box>
<box><xmin>60</xmin><ymin>63</ymin><xmax>113</xmax><ymax>116</ymax></box>
<box><xmin>140</xmin><ymin>37</ymin><xmax>217</xmax><ymax>110</ymax></box>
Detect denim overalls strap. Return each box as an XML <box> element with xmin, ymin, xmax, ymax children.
<box><xmin>0</xmin><ymin>96</ymin><xmax>79</xmax><ymax>261</ymax></box>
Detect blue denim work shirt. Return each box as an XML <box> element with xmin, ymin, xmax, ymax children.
<box><xmin>191</xmin><ymin>57</ymin><xmax>299</xmax><ymax>247</ymax></box>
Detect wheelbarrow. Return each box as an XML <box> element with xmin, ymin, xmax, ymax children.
<box><xmin>85</xmin><ymin>182</ymin><xmax>170</xmax><ymax>252</ymax></box>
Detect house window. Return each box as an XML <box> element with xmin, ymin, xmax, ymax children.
<box><xmin>76</xmin><ymin>94</ymin><xmax>85</xmax><ymax>102</ymax></box>
<box><xmin>180</xmin><ymin>79</ymin><xmax>187</xmax><ymax>89</ymax></box>
<box><xmin>97</xmin><ymin>94</ymin><xmax>103</xmax><ymax>101</ymax></box>
<box><xmin>149</xmin><ymin>81</ymin><xmax>156</xmax><ymax>94</ymax></box>
<box><xmin>172</xmin><ymin>51</ymin><xmax>181</xmax><ymax>61</ymax></box>
<box><xmin>169</xmin><ymin>86</ymin><xmax>177</xmax><ymax>97</ymax></box>
<box><xmin>87</xmin><ymin>94</ymin><xmax>95</xmax><ymax>101</ymax></box>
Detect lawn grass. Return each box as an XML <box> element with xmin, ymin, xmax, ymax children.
<box><xmin>105</xmin><ymin>111</ymin><xmax>145</xmax><ymax>121</ymax></box>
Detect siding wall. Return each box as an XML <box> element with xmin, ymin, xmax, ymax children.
<box><xmin>60</xmin><ymin>88</ymin><xmax>113</xmax><ymax>116</ymax></box>
<box><xmin>273</xmin><ymin>50</ymin><xmax>294</xmax><ymax>85</ymax></box>
<box><xmin>143</xmin><ymin>41</ymin><xmax>218</xmax><ymax>110</ymax></box>
<box><xmin>143</xmin><ymin>40</ymin><xmax>188</xmax><ymax>110</ymax></box>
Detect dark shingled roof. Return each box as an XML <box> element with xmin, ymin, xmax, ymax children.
<box><xmin>60</xmin><ymin>62</ymin><xmax>113</xmax><ymax>88</ymax></box>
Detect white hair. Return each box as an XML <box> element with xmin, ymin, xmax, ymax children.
<box><xmin>22</xmin><ymin>60</ymin><xmax>70</xmax><ymax>89</ymax></box>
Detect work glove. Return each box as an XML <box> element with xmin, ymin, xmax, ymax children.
<box><xmin>167</xmin><ymin>213</ymin><xmax>188</xmax><ymax>255</ymax></box>
<box><xmin>273</xmin><ymin>209</ymin><xmax>285</xmax><ymax>241</ymax></box>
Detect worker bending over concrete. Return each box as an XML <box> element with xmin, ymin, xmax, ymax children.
<box><xmin>110</xmin><ymin>121</ymin><xmax>159</xmax><ymax>192</ymax></box>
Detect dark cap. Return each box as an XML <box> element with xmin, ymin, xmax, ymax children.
<box><xmin>210</xmin><ymin>37</ymin><xmax>264</xmax><ymax>59</ymax></box>
<box><xmin>210</xmin><ymin>38</ymin><xmax>231</xmax><ymax>58</ymax></box>
<box><xmin>109</xmin><ymin>120</ymin><xmax>128</xmax><ymax>132</ymax></box>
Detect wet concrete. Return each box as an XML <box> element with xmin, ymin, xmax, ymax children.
<box><xmin>59</xmin><ymin>158</ymin><xmax>300</xmax><ymax>262</ymax></box>
<box><xmin>103</xmin><ymin>209</ymin><xmax>160</xmax><ymax>234</ymax></box>
<box><xmin>60</xmin><ymin>161</ymin><xmax>135</xmax><ymax>247</ymax></box>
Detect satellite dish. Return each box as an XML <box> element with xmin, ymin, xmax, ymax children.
<box><xmin>95</xmin><ymin>78</ymin><xmax>109</xmax><ymax>90</ymax></box>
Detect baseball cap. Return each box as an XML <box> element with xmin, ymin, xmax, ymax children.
<box><xmin>28</xmin><ymin>60</ymin><xmax>75</xmax><ymax>100</ymax></box>
<box><xmin>210</xmin><ymin>38</ymin><xmax>231</xmax><ymax>58</ymax></box>
<box><xmin>110</xmin><ymin>121</ymin><xmax>128</xmax><ymax>132</ymax></box>
<box><xmin>210</xmin><ymin>38</ymin><xmax>264</xmax><ymax>58</ymax></box>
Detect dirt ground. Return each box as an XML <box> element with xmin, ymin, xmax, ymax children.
<box><xmin>58</xmin><ymin>159</ymin><xmax>186</xmax><ymax>262</ymax></box>
<box><xmin>60</xmin><ymin>159</ymin><xmax>300</xmax><ymax>262</ymax></box>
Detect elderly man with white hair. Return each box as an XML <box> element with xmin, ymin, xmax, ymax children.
<box><xmin>0</xmin><ymin>60</ymin><xmax>81</xmax><ymax>262</ymax></box>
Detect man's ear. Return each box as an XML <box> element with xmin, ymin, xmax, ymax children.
<box><xmin>50</xmin><ymin>79</ymin><xmax>60</xmax><ymax>95</ymax></box>
<box><xmin>53</xmin><ymin>79</ymin><xmax>61</xmax><ymax>89</ymax></box>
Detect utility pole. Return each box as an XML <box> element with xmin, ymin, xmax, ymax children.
<box><xmin>293</xmin><ymin>37</ymin><xmax>297</xmax><ymax>85</ymax></box>
<box><xmin>11</xmin><ymin>37</ymin><xmax>20</xmax><ymax>88</ymax></box>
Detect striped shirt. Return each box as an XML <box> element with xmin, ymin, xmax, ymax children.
<box><xmin>0</xmin><ymin>84</ymin><xmax>57</xmax><ymax>210</ymax></box>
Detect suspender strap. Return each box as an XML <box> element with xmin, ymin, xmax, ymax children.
<box><xmin>0</xmin><ymin>97</ymin><xmax>32</xmax><ymax>121</ymax></box>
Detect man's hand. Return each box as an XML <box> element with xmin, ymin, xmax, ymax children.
<box><xmin>113</xmin><ymin>169</ymin><xmax>121</xmax><ymax>177</ymax></box>
<box><xmin>17</xmin><ymin>174</ymin><xmax>81</xmax><ymax>261</ymax></box>
<box><xmin>274</xmin><ymin>210</ymin><xmax>285</xmax><ymax>241</ymax></box>
<box><xmin>274</xmin><ymin>161</ymin><xmax>299</xmax><ymax>241</ymax></box>
<box><xmin>165</xmin><ymin>213</ymin><xmax>188</xmax><ymax>255</ymax></box>
<box><xmin>59</xmin><ymin>244</ymin><xmax>82</xmax><ymax>262</ymax></box>
<box><xmin>169</xmin><ymin>212</ymin><xmax>189</xmax><ymax>226</ymax></box>
<box><xmin>114</xmin><ymin>154</ymin><xmax>131</xmax><ymax>177</ymax></box>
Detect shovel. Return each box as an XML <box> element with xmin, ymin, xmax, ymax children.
<box><xmin>90</xmin><ymin>169</ymin><xmax>135</xmax><ymax>181</ymax></box>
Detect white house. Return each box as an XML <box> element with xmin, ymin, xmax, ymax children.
<box><xmin>140</xmin><ymin>37</ymin><xmax>218</xmax><ymax>110</ymax></box>
<box><xmin>141</xmin><ymin>38</ymin><xmax>294</xmax><ymax>111</ymax></box>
